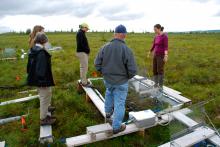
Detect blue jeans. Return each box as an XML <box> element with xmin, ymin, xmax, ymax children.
<box><xmin>104</xmin><ymin>80</ymin><xmax>128</xmax><ymax>130</ymax></box>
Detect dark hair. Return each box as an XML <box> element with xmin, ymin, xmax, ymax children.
<box><xmin>154</xmin><ymin>24</ymin><xmax>164</xmax><ymax>31</ymax></box>
<box><xmin>34</xmin><ymin>32</ymin><xmax>48</xmax><ymax>44</ymax></box>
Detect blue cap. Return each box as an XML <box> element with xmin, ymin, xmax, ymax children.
<box><xmin>115</xmin><ymin>25</ymin><xmax>127</xmax><ymax>34</ymax></box>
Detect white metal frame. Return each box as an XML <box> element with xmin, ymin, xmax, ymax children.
<box><xmin>0</xmin><ymin>94</ymin><xmax>53</xmax><ymax>143</ymax></box>
<box><xmin>65</xmin><ymin>76</ymin><xmax>195</xmax><ymax>146</ymax></box>
<box><xmin>159</xmin><ymin>111</ymin><xmax>220</xmax><ymax>146</ymax></box>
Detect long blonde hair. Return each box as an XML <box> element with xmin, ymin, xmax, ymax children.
<box><xmin>29</xmin><ymin>25</ymin><xmax>44</xmax><ymax>48</ymax></box>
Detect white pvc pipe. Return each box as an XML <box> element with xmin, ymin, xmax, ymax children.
<box><xmin>0</xmin><ymin>95</ymin><xmax>39</xmax><ymax>106</ymax></box>
<box><xmin>0</xmin><ymin>115</ymin><xmax>27</xmax><ymax>125</ymax></box>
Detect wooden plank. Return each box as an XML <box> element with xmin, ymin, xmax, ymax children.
<box><xmin>39</xmin><ymin>125</ymin><xmax>53</xmax><ymax>143</ymax></box>
<box><xmin>158</xmin><ymin>142</ymin><xmax>170</xmax><ymax>147</ymax></box>
<box><xmin>161</xmin><ymin>126</ymin><xmax>215</xmax><ymax>147</ymax></box>
<box><xmin>159</xmin><ymin>108</ymin><xmax>192</xmax><ymax>123</ymax></box>
<box><xmin>0</xmin><ymin>95</ymin><xmax>39</xmax><ymax>106</ymax></box>
<box><xmin>163</xmin><ymin>86</ymin><xmax>181</xmax><ymax>95</ymax></box>
<box><xmin>66</xmin><ymin>124</ymin><xmax>139</xmax><ymax>147</ymax></box>
<box><xmin>209</xmin><ymin>134</ymin><xmax>220</xmax><ymax>146</ymax></box>
<box><xmin>66</xmin><ymin>108</ymin><xmax>192</xmax><ymax>147</ymax></box>
<box><xmin>172</xmin><ymin>111</ymin><xmax>198</xmax><ymax>127</ymax></box>
<box><xmin>39</xmin><ymin>112</ymin><xmax>53</xmax><ymax>143</ymax></box>
<box><xmin>165</xmin><ymin>92</ymin><xmax>191</xmax><ymax>104</ymax></box>
<box><xmin>80</xmin><ymin>81</ymin><xmax>105</xmax><ymax>117</ymax></box>
<box><xmin>0</xmin><ymin>141</ymin><xmax>5</xmax><ymax>147</ymax></box>
<box><xmin>87</xmin><ymin>123</ymin><xmax>112</xmax><ymax>134</ymax></box>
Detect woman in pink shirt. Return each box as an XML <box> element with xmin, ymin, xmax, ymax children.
<box><xmin>149</xmin><ymin>24</ymin><xmax>168</xmax><ymax>89</ymax></box>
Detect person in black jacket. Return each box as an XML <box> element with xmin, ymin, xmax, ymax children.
<box><xmin>27</xmin><ymin>32</ymin><xmax>56</xmax><ymax>126</ymax></box>
<box><xmin>76</xmin><ymin>23</ymin><xmax>91</xmax><ymax>86</ymax></box>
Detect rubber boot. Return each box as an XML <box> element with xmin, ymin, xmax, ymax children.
<box><xmin>158</xmin><ymin>74</ymin><xmax>164</xmax><ymax>91</ymax></box>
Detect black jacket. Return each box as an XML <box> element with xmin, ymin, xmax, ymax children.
<box><xmin>76</xmin><ymin>29</ymin><xmax>90</xmax><ymax>54</ymax></box>
<box><xmin>27</xmin><ymin>45</ymin><xmax>55</xmax><ymax>87</ymax></box>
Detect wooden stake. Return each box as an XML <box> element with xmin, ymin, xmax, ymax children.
<box><xmin>86</xmin><ymin>94</ymin><xmax>91</xmax><ymax>103</ymax></box>
<box><xmin>138</xmin><ymin>128</ymin><xmax>145</xmax><ymax>137</ymax></box>
<box><xmin>77</xmin><ymin>83</ymin><xmax>83</xmax><ymax>94</ymax></box>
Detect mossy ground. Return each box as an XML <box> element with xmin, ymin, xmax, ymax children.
<box><xmin>0</xmin><ymin>32</ymin><xmax>219</xmax><ymax>147</ymax></box>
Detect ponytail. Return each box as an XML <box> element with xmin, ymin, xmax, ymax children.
<box><xmin>154</xmin><ymin>24</ymin><xmax>164</xmax><ymax>31</ymax></box>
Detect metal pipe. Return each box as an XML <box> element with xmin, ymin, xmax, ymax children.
<box><xmin>0</xmin><ymin>95</ymin><xmax>39</xmax><ymax>106</ymax></box>
<box><xmin>0</xmin><ymin>115</ymin><xmax>28</xmax><ymax>125</ymax></box>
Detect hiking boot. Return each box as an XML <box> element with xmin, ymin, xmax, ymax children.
<box><xmin>47</xmin><ymin>115</ymin><xmax>56</xmax><ymax>119</ymax></box>
<box><xmin>113</xmin><ymin>124</ymin><xmax>126</xmax><ymax>134</ymax></box>
<box><xmin>40</xmin><ymin>116</ymin><xmax>56</xmax><ymax>126</ymax></box>
<box><xmin>80</xmin><ymin>81</ymin><xmax>93</xmax><ymax>88</ymax></box>
<box><xmin>105</xmin><ymin>117</ymin><xmax>112</xmax><ymax>125</ymax></box>
<box><xmin>105</xmin><ymin>112</ymin><xmax>113</xmax><ymax>125</ymax></box>
<box><xmin>48</xmin><ymin>106</ymin><xmax>56</xmax><ymax>113</ymax></box>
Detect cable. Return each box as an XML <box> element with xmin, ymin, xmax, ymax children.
<box><xmin>157</xmin><ymin>112</ymin><xmax>172</xmax><ymax>126</ymax></box>
<box><xmin>202</xmin><ymin>108</ymin><xmax>220</xmax><ymax>137</ymax></box>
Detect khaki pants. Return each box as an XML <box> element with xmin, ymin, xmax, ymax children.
<box><xmin>76</xmin><ymin>52</ymin><xmax>89</xmax><ymax>84</ymax></box>
<box><xmin>38</xmin><ymin>87</ymin><xmax>52</xmax><ymax>120</ymax></box>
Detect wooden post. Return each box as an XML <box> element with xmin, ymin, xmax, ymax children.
<box><xmin>138</xmin><ymin>128</ymin><xmax>145</xmax><ymax>137</ymax></box>
<box><xmin>86</xmin><ymin>94</ymin><xmax>91</xmax><ymax>103</ymax></box>
<box><xmin>77</xmin><ymin>83</ymin><xmax>83</xmax><ymax>94</ymax></box>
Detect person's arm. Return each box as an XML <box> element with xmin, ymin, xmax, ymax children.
<box><xmin>150</xmin><ymin>37</ymin><xmax>156</xmax><ymax>52</ymax></box>
<box><xmin>36</xmin><ymin>51</ymin><xmax>47</xmax><ymax>79</ymax></box>
<box><xmin>125</xmin><ymin>49</ymin><xmax>137</xmax><ymax>79</ymax></box>
<box><xmin>94</xmin><ymin>46</ymin><xmax>104</xmax><ymax>72</ymax></box>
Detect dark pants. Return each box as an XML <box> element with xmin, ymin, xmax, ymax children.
<box><xmin>153</xmin><ymin>55</ymin><xmax>165</xmax><ymax>87</ymax></box>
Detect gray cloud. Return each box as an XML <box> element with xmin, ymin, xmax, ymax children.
<box><xmin>103</xmin><ymin>12</ymin><xmax>144</xmax><ymax>21</ymax></box>
<box><xmin>0</xmin><ymin>0</ymin><xmax>145</xmax><ymax>21</ymax></box>
<box><xmin>191</xmin><ymin>0</ymin><xmax>211</xmax><ymax>2</ymax></box>
<box><xmin>215</xmin><ymin>11</ymin><xmax>220</xmax><ymax>16</ymax></box>
<box><xmin>98</xmin><ymin>4</ymin><xmax>144</xmax><ymax>21</ymax></box>
<box><xmin>0</xmin><ymin>0</ymin><xmax>98</xmax><ymax>17</ymax></box>
<box><xmin>191</xmin><ymin>0</ymin><xmax>220</xmax><ymax>3</ymax></box>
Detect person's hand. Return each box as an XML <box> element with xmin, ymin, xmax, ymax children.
<box><xmin>147</xmin><ymin>51</ymin><xmax>152</xmax><ymax>58</ymax></box>
<box><xmin>164</xmin><ymin>54</ymin><xmax>168</xmax><ymax>62</ymax></box>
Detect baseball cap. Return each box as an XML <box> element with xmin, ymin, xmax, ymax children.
<box><xmin>115</xmin><ymin>25</ymin><xmax>127</xmax><ymax>34</ymax></box>
<box><xmin>79</xmin><ymin>23</ymin><xmax>89</xmax><ymax>30</ymax></box>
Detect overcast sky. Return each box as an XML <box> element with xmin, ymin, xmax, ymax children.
<box><xmin>0</xmin><ymin>0</ymin><xmax>219</xmax><ymax>33</ymax></box>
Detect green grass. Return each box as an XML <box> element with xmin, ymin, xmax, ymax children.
<box><xmin>0</xmin><ymin>32</ymin><xmax>220</xmax><ymax>147</ymax></box>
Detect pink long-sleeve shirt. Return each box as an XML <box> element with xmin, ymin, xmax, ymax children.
<box><xmin>151</xmin><ymin>33</ymin><xmax>168</xmax><ymax>56</ymax></box>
